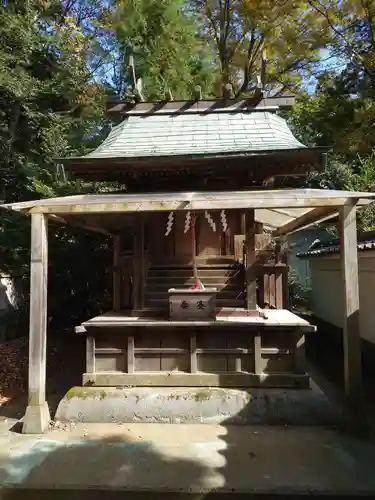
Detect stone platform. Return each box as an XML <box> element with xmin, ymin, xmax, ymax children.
<box><xmin>55</xmin><ymin>382</ymin><xmax>340</xmax><ymax>426</ymax></box>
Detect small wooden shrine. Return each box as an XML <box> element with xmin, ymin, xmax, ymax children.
<box><xmin>3</xmin><ymin>96</ymin><xmax>374</xmax><ymax>433</ymax></box>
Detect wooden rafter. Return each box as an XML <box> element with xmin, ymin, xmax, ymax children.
<box><xmin>48</xmin><ymin>214</ymin><xmax>113</xmax><ymax>236</ymax></box>
<box><xmin>273</xmin><ymin>206</ymin><xmax>342</xmax><ymax>236</ymax></box>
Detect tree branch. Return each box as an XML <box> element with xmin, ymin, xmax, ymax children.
<box><xmin>307</xmin><ymin>0</ymin><xmax>367</xmax><ymax>65</ymax></box>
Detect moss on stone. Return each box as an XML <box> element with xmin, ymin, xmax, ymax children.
<box><xmin>65</xmin><ymin>387</ymin><xmax>111</xmax><ymax>401</ymax></box>
<box><xmin>65</xmin><ymin>387</ymin><xmax>91</xmax><ymax>401</ymax></box>
<box><xmin>194</xmin><ymin>389</ymin><xmax>216</xmax><ymax>402</ymax></box>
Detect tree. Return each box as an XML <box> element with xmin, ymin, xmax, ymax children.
<box><xmin>0</xmin><ymin>0</ymin><xmax>110</xmax><ymax>334</ymax></box>
<box><xmin>190</xmin><ymin>0</ymin><xmax>332</xmax><ymax>96</ymax></box>
<box><xmin>307</xmin><ymin>0</ymin><xmax>375</xmax><ymax>94</ymax></box>
<box><xmin>106</xmin><ymin>0</ymin><xmax>218</xmax><ymax>100</ymax></box>
<box><xmin>299</xmin><ymin>1</ymin><xmax>375</xmax><ymax>153</ymax></box>
<box><xmin>0</xmin><ymin>0</ymin><xmax>106</xmax><ymax>202</ymax></box>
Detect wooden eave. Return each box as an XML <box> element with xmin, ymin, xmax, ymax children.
<box><xmin>60</xmin><ymin>147</ymin><xmax>329</xmax><ymax>182</ymax></box>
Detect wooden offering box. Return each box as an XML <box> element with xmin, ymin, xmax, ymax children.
<box><xmin>168</xmin><ymin>288</ymin><xmax>217</xmax><ymax>321</ymax></box>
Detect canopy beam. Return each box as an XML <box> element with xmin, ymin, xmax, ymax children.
<box><xmin>273</xmin><ymin>206</ymin><xmax>341</xmax><ymax>236</ymax></box>
<box><xmin>27</xmin><ymin>197</ymin><xmax>364</xmax><ymax>216</ymax></box>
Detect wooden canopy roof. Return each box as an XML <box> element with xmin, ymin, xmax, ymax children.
<box><xmin>4</xmin><ymin>188</ymin><xmax>374</xmax><ymax>236</ymax></box>
<box><xmin>58</xmin><ymin>98</ymin><xmax>329</xmax><ymax>185</ymax></box>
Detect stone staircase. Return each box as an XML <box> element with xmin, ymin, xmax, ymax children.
<box><xmin>145</xmin><ymin>259</ymin><xmax>245</xmax><ymax>310</ymax></box>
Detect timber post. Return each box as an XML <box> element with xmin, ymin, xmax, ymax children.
<box><xmin>23</xmin><ymin>213</ymin><xmax>51</xmax><ymax>434</ymax></box>
<box><xmin>339</xmin><ymin>201</ymin><xmax>368</xmax><ymax>434</ymax></box>
<box><xmin>132</xmin><ymin>214</ymin><xmax>145</xmax><ymax>311</ymax></box>
<box><xmin>245</xmin><ymin>209</ymin><xmax>257</xmax><ymax>310</ymax></box>
<box><xmin>113</xmin><ymin>235</ymin><xmax>121</xmax><ymax>311</ymax></box>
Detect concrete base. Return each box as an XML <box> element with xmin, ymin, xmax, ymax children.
<box><xmin>55</xmin><ymin>383</ymin><xmax>340</xmax><ymax>426</ymax></box>
<box><xmin>22</xmin><ymin>402</ymin><xmax>51</xmax><ymax>434</ymax></box>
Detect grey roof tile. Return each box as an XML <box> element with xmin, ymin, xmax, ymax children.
<box><xmin>297</xmin><ymin>230</ymin><xmax>375</xmax><ymax>258</ymax></box>
<box><xmin>84</xmin><ymin>111</ymin><xmax>306</xmax><ymax>159</ymax></box>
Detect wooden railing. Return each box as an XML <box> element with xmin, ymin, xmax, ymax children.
<box><xmin>235</xmin><ymin>233</ymin><xmax>289</xmax><ymax>310</ymax></box>
<box><xmin>257</xmin><ymin>264</ymin><xmax>289</xmax><ymax>310</ymax></box>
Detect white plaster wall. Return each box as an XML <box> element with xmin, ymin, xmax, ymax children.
<box><xmin>287</xmin><ymin>228</ymin><xmax>331</xmax><ymax>288</ymax></box>
<box><xmin>310</xmin><ymin>251</ymin><xmax>375</xmax><ymax>344</ymax></box>
<box><xmin>310</xmin><ymin>257</ymin><xmax>343</xmax><ymax>329</ymax></box>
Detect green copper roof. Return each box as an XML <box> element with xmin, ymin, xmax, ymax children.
<box><xmin>83</xmin><ymin>111</ymin><xmax>306</xmax><ymax>160</ymax></box>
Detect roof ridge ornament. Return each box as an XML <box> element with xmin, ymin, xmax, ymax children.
<box><xmin>107</xmin><ymin>96</ymin><xmax>295</xmax><ymax>116</ymax></box>
<box><xmin>129</xmin><ymin>55</ymin><xmax>145</xmax><ymax>103</ymax></box>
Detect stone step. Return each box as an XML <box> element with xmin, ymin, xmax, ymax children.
<box><xmin>150</xmin><ymin>261</ymin><xmax>240</xmax><ymax>269</ymax></box>
<box><xmin>147</xmin><ymin>277</ymin><xmax>244</xmax><ymax>286</ymax></box>
<box><xmin>146</xmin><ymin>290</ymin><xmax>245</xmax><ymax>300</ymax></box>
<box><xmin>148</xmin><ymin>268</ymin><xmax>243</xmax><ymax>278</ymax></box>
<box><xmin>147</xmin><ymin>282</ymin><xmax>243</xmax><ymax>292</ymax></box>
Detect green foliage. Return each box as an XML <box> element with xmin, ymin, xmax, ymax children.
<box><xmin>291</xmin><ymin>92</ymin><xmax>375</xmax><ymax>231</ymax></box>
<box><xmin>288</xmin><ymin>269</ymin><xmax>310</xmax><ymax>310</ymax></box>
<box><xmin>0</xmin><ymin>0</ymin><xmax>109</xmax><ymax>334</ymax></box>
<box><xmin>0</xmin><ymin>0</ymin><xmax>106</xmax><ymax>200</ymax></box>
<box><xmin>191</xmin><ymin>0</ymin><xmax>332</xmax><ymax>95</ymax></box>
<box><xmin>108</xmin><ymin>0</ymin><xmax>218</xmax><ymax>99</ymax></box>
<box><xmin>304</xmin><ymin>155</ymin><xmax>375</xmax><ymax>232</ymax></box>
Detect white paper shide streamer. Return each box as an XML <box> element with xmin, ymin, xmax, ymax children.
<box><xmin>205</xmin><ymin>211</ymin><xmax>216</xmax><ymax>232</ymax></box>
<box><xmin>166</xmin><ymin>210</ymin><xmax>229</xmax><ymax>236</ymax></box>
<box><xmin>165</xmin><ymin>212</ymin><xmax>174</xmax><ymax>236</ymax></box>
<box><xmin>220</xmin><ymin>210</ymin><xmax>228</xmax><ymax>232</ymax></box>
<box><xmin>184</xmin><ymin>211</ymin><xmax>192</xmax><ymax>234</ymax></box>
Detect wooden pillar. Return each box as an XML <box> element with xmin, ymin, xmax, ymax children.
<box><xmin>132</xmin><ymin>215</ymin><xmax>145</xmax><ymax>311</ymax></box>
<box><xmin>113</xmin><ymin>235</ymin><xmax>121</xmax><ymax>311</ymax></box>
<box><xmin>86</xmin><ymin>336</ymin><xmax>95</xmax><ymax>373</ymax></box>
<box><xmin>23</xmin><ymin>213</ymin><xmax>50</xmax><ymax>434</ymax></box>
<box><xmin>127</xmin><ymin>333</ymin><xmax>135</xmax><ymax>373</ymax></box>
<box><xmin>241</xmin><ymin>212</ymin><xmax>246</xmax><ymax>234</ymax></box>
<box><xmin>254</xmin><ymin>333</ymin><xmax>262</xmax><ymax>374</ymax></box>
<box><xmin>140</xmin><ymin>216</ymin><xmax>145</xmax><ymax>309</ymax></box>
<box><xmin>339</xmin><ymin>201</ymin><xmax>366</xmax><ymax>432</ymax></box>
<box><xmin>190</xmin><ymin>331</ymin><xmax>197</xmax><ymax>373</ymax></box>
<box><xmin>245</xmin><ymin>210</ymin><xmax>257</xmax><ymax>310</ymax></box>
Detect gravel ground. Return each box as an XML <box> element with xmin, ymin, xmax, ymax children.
<box><xmin>0</xmin><ymin>337</ymin><xmax>28</xmax><ymax>405</ymax></box>
<box><xmin>0</xmin><ymin>333</ymin><xmax>85</xmax><ymax>414</ymax></box>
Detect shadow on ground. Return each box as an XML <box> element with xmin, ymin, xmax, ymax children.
<box><xmin>1</xmin><ymin>423</ymin><xmax>375</xmax><ymax>499</ymax></box>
